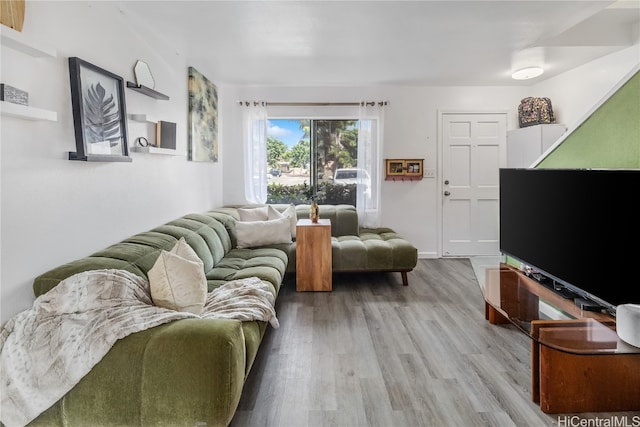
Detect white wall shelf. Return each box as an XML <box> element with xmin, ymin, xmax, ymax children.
<box><xmin>130</xmin><ymin>146</ymin><xmax>184</xmax><ymax>156</ymax></box>
<box><xmin>1</xmin><ymin>28</ymin><xmax>58</xmax><ymax>121</ymax></box>
<box><xmin>0</xmin><ymin>101</ymin><xmax>57</xmax><ymax>121</ymax></box>
<box><xmin>128</xmin><ymin>114</ymin><xmax>158</xmax><ymax>123</ymax></box>
<box><xmin>0</xmin><ymin>26</ymin><xmax>57</xmax><ymax>58</ymax></box>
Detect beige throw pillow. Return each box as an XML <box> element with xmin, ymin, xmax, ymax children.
<box><xmin>236</xmin><ymin>217</ymin><xmax>292</xmax><ymax>248</ymax></box>
<box><xmin>238</xmin><ymin>206</ymin><xmax>269</xmax><ymax>222</ymax></box>
<box><xmin>268</xmin><ymin>204</ymin><xmax>298</xmax><ymax>238</ymax></box>
<box><xmin>148</xmin><ymin>237</ymin><xmax>208</xmax><ymax>314</ymax></box>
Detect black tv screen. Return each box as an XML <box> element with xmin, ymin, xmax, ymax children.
<box><xmin>499</xmin><ymin>168</ymin><xmax>640</xmax><ymax>313</ymax></box>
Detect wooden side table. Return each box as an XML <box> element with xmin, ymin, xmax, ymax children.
<box><xmin>296</xmin><ymin>218</ymin><xmax>332</xmax><ymax>292</ymax></box>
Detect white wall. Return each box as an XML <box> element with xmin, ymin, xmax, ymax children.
<box><xmin>0</xmin><ymin>2</ymin><xmax>223</xmax><ymax>322</ymax></box>
<box><xmin>532</xmin><ymin>45</ymin><xmax>640</xmax><ymax>132</ymax></box>
<box><xmin>220</xmin><ymin>48</ymin><xmax>639</xmax><ymax>261</ymax></box>
<box><xmin>221</xmin><ymin>85</ymin><xmax>527</xmax><ymax>259</ymax></box>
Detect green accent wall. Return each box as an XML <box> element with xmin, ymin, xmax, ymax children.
<box><xmin>538</xmin><ymin>69</ymin><xmax>640</xmax><ymax>168</ymax></box>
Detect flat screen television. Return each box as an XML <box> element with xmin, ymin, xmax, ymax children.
<box><xmin>499</xmin><ymin>168</ymin><xmax>640</xmax><ymax>315</ymax></box>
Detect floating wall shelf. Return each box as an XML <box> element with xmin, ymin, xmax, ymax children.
<box><xmin>0</xmin><ymin>26</ymin><xmax>57</xmax><ymax>58</ymax></box>
<box><xmin>130</xmin><ymin>146</ymin><xmax>184</xmax><ymax>156</ymax></box>
<box><xmin>68</xmin><ymin>152</ymin><xmax>133</xmax><ymax>162</ymax></box>
<box><xmin>128</xmin><ymin>113</ymin><xmax>158</xmax><ymax>123</ymax></box>
<box><xmin>0</xmin><ymin>101</ymin><xmax>57</xmax><ymax>121</ymax></box>
<box><xmin>126</xmin><ymin>82</ymin><xmax>169</xmax><ymax>100</ymax></box>
<box><xmin>1</xmin><ymin>28</ymin><xmax>58</xmax><ymax>121</ymax></box>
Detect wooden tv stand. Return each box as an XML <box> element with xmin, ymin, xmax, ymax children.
<box><xmin>483</xmin><ymin>264</ymin><xmax>640</xmax><ymax>414</ymax></box>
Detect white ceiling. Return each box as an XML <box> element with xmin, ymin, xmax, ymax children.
<box><xmin>118</xmin><ymin>0</ymin><xmax>640</xmax><ymax>87</ymax></box>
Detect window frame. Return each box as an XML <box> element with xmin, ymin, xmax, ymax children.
<box><xmin>267</xmin><ymin>105</ymin><xmax>360</xmax><ymax>200</ymax></box>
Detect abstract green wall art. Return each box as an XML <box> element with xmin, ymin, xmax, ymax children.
<box><xmin>188</xmin><ymin>66</ymin><xmax>218</xmax><ymax>162</ymax></box>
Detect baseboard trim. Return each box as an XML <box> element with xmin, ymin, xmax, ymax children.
<box><xmin>418</xmin><ymin>251</ymin><xmax>438</xmax><ymax>259</ymax></box>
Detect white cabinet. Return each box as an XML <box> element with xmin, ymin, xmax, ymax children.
<box><xmin>507</xmin><ymin>124</ymin><xmax>566</xmax><ymax>168</ymax></box>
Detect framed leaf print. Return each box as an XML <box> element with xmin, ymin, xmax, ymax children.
<box><xmin>68</xmin><ymin>57</ymin><xmax>131</xmax><ymax>162</ymax></box>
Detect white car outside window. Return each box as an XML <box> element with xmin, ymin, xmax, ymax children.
<box><xmin>333</xmin><ymin>168</ymin><xmax>371</xmax><ymax>197</ymax></box>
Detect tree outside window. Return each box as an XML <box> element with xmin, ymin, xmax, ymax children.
<box><xmin>266</xmin><ymin>119</ymin><xmax>359</xmax><ymax>205</ymax></box>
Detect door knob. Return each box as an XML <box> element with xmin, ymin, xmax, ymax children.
<box><xmin>444</xmin><ymin>191</ymin><xmax>450</xmax><ymax>196</ymax></box>
<box><xmin>444</xmin><ymin>180</ymin><xmax>449</xmax><ymax>185</ymax></box>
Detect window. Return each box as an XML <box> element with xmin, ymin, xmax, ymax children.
<box><xmin>266</xmin><ymin>119</ymin><xmax>361</xmax><ymax>205</ymax></box>
<box><xmin>242</xmin><ymin>101</ymin><xmax>384</xmax><ymax>227</ymax></box>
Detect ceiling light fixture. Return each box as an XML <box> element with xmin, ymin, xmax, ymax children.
<box><xmin>511</xmin><ymin>66</ymin><xmax>544</xmax><ymax>80</ymax></box>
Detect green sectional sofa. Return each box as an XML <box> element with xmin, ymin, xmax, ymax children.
<box><xmin>213</xmin><ymin>204</ymin><xmax>418</xmax><ymax>286</ymax></box>
<box><xmin>20</xmin><ymin>204</ymin><xmax>416</xmax><ymax>427</ymax></box>
<box><xmin>27</xmin><ymin>211</ymin><xmax>286</xmax><ymax>427</ymax></box>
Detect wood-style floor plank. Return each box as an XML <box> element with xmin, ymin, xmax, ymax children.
<box><xmin>231</xmin><ymin>259</ymin><xmax>640</xmax><ymax>426</ymax></box>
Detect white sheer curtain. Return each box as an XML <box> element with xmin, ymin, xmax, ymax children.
<box><xmin>357</xmin><ymin>102</ymin><xmax>384</xmax><ymax>228</ymax></box>
<box><xmin>242</xmin><ymin>102</ymin><xmax>268</xmax><ymax>204</ymax></box>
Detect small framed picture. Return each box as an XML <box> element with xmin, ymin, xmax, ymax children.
<box><xmin>68</xmin><ymin>57</ymin><xmax>131</xmax><ymax>161</ymax></box>
<box><xmin>405</xmin><ymin>159</ymin><xmax>423</xmax><ymax>176</ymax></box>
<box><xmin>386</xmin><ymin>159</ymin><xmax>405</xmax><ymax>176</ymax></box>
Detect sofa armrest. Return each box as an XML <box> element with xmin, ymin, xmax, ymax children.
<box><xmin>30</xmin><ymin>318</ymin><xmax>246</xmax><ymax>427</ymax></box>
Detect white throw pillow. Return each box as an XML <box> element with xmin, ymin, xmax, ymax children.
<box><xmin>148</xmin><ymin>237</ymin><xmax>208</xmax><ymax>314</ymax></box>
<box><xmin>171</xmin><ymin>236</ymin><xmax>202</xmax><ymax>262</ymax></box>
<box><xmin>236</xmin><ymin>217</ymin><xmax>292</xmax><ymax>248</ymax></box>
<box><xmin>268</xmin><ymin>204</ymin><xmax>298</xmax><ymax>238</ymax></box>
<box><xmin>238</xmin><ymin>206</ymin><xmax>269</xmax><ymax>222</ymax></box>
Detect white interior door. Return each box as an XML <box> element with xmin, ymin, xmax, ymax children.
<box><xmin>440</xmin><ymin>112</ymin><xmax>507</xmax><ymax>257</ymax></box>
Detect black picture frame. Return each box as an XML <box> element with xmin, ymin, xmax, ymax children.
<box><xmin>68</xmin><ymin>57</ymin><xmax>131</xmax><ymax>162</ymax></box>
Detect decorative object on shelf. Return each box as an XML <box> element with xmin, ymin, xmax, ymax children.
<box><xmin>406</xmin><ymin>160</ymin><xmax>423</xmax><ymax>176</ymax></box>
<box><xmin>133</xmin><ymin>60</ymin><xmax>155</xmax><ymax>89</ymax></box>
<box><xmin>126</xmin><ymin>59</ymin><xmax>170</xmax><ymax>100</ymax></box>
<box><xmin>309</xmin><ymin>197</ymin><xmax>320</xmax><ymax>223</ymax></box>
<box><xmin>384</xmin><ymin>158</ymin><xmax>424</xmax><ymax>181</ymax></box>
<box><xmin>386</xmin><ymin>160</ymin><xmax>405</xmax><ymax>177</ymax></box>
<box><xmin>136</xmin><ymin>136</ymin><xmax>149</xmax><ymax>147</ymax></box>
<box><xmin>157</xmin><ymin>120</ymin><xmax>177</xmax><ymax>149</ymax></box>
<box><xmin>518</xmin><ymin>97</ymin><xmax>555</xmax><ymax>128</ymax></box>
<box><xmin>0</xmin><ymin>0</ymin><xmax>25</xmax><ymax>32</ymax></box>
<box><xmin>68</xmin><ymin>57</ymin><xmax>131</xmax><ymax>162</ymax></box>
<box><xmin>0</xmin><ymin>83</ymin><xmax>28</xmax><ymax>105</ymax></box>
<box><xmin>188</xmin><ymin>66</ymin><xmax>218</xmax><ymax>162</ymax></box>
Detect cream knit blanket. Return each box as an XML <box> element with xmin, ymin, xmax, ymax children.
<box><xmin>0</xmin><ymin>269</ymin><xmax>278</xmax><ymax>427</ymax></box>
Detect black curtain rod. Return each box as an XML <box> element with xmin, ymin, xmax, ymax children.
<box><xmin>238</xmin><ymin>101</ymin><xmax>388</xmax><ymax>107</ymax></box>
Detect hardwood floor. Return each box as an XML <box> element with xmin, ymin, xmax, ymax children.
<box><xmin>230</xmin><ymin>259</ymin><xmax>640</xmax><ymax>426</ymax></box>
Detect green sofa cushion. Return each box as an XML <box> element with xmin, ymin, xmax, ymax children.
<box><xmin>33</xmin><ymin>257</ymin><xmax>147</xmax><ymax>297</ymax></box>
<box><xmin>29</xmin><ymin>319</ymin><xmax>248</xmax><ymax>427</ymax></box>
<box><xmin>150</xmin><ymin>224</ymin><xmax>216</xmax><ymax>272</ymax></box>
<box><xmin>357</xmin><ymin>228</ymin><xmax>418</xmax><ymax>271</ymax></box>
<box><xmin>206</xmin><ymin>247</ymin><xmax>287</xmax><ymax>295</ymax></box>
